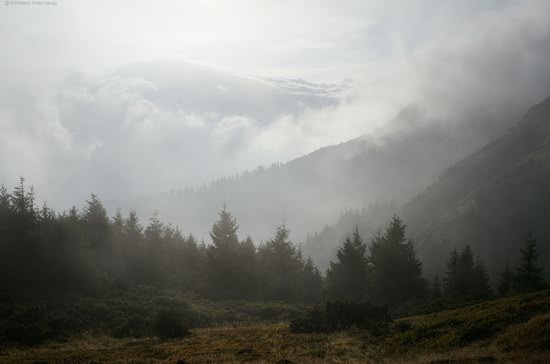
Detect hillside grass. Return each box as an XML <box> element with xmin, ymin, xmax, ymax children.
<box><xmin>1</xmin><ymin>290</ymin><xmax>549</xmax><ymax>363</ymax></box>
<box><xmin>374</xmin><ymin>289</ymin><xmax>550</xmax><ymax>352</ymax></box>
<box><xmin>0</xmin><ymin>287</ymin><xmax>310</xmax><ymax>344</ymax></box>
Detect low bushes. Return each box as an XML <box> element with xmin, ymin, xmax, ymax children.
<box><xmin>290</xmin><ymin>301</ymin><xmax>391</xmax><ymax>333</ymax></box>
<box><xmin>0</xmin><ymin>288</ymin><xmax>201</xmax><ymax>344</ymax></box>
<box><xmin>154</xmin><ymin>308</ymin><xmax>190</xmax><ymax>339</ymax></box>
<box><xmin>0</xmin><ymin>288</ymin><xmax>310</xmax><ymax>345</ymax></box>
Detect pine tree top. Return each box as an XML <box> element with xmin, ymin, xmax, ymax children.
<box><xmin>209</xmin><ymin>206</ymin><xmax>239</xmax><ymax>248</ymax></box>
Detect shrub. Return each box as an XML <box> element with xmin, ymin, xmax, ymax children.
<box><xmin>112</xmin><ymin>314</ymin><xmax>151</xmax><ymax>338</ymax></box>
<box><xmin>289</xmin><ymin>307</ymin><xmax>329</xmax><ymax>333</ymax></box>
<box><xmin>290</xmin><ymin>301</ymin><xmax>390</xmax><ymax>333</ymax></box>
<box><xmin>154</xmin><ymin>308</ymin><xmax>190</xmax><ymax>339</ymax></box>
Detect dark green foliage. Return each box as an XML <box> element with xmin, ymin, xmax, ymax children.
<box><xmin>112</xmin><ymin>314</ymin><xmax>151</xmax><ymax>338</ymax></box>
<box><xmin>497</xmin><ymin>264</ymin><xmax>514</xmax><ymax>296</ymax></box>
<box><xmin>325</xmin><ymin>227</ymin><xmax>368</xmax><ymax>301</ymax></box>
<box><xmin>0</xmin><ymin>289</ymin><xmax>202</xmax><ymax>344</ymax></box>
<box><xmin>301</xmin><ymin>257</ymin><xmax>323</xmax><ymax>303</ymax></box>
<box><xmin>514</xmin><ymin>231</ymin><xmax>546</xmax><ymax>293</ymax></box>
<box><xmin>154</xmin><ymin>307</ymin><xmax>190</xmax><ymax>339</ymax></box>
<box><xmin>473</xmin><ymin>258</ymin><xmax>492</xmax><ymax>299</ymax></box>
<box><xmin>444</xmin><ymin>245</ymin><xmax>492</xmax><ymax>299</ymax></box>
<box><xmin>289</xmin><ymin>307</ymin><xmax>328</xmax><ymax>333</ymax></box>
<box><xmin>368</xmin><ymin>216</ymin><xmax>426</xmax><ymax>305</ymax></box>
<box><xmin>289</xmin><ymin>301</ymin><xmax>390</xmax><ymax>333</ymax></box>
<box><xmin>0</xmin><ymin>288</ymin><xmax>312</xmax><ymax>344</ymax></box>
<box><xmin>259</xmin><ymin>224</ymin><xmax>299</xmax><ymax>301</ymax></box>
<box><xmin>201</xmin><ymin>206</ymin><xmax>258</xmax><ymax>299</ymax></box>
<box><xmin>457</xmin><ymin>245</ymin><xmax>475</xmax><ymax>295</ymax></box>
<box><xmin>0</xmin><ymin>181</ymin><xmax>324</xmax><ymax>305</ymax></box>
<box><xmin>431</xmin><ymin>275</ymin><xmax>442</xmax><ymax>300</ymax></box>
<box><xmin>444</xmin><ymin>248</ymin><xmax>460</xmax><ymax>297</ymax></box>
<box><xmin>258</xmin><ymin>224</ymin><xmax>321</xmax><ymax>302</ymax></box>
<box><xmin>83</xmin><ymin>194</ymin><xmax>113</xmax><ymax>253</ymax></box>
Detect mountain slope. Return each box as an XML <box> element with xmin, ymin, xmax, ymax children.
<box><xmin>403</xmin><ymin>96</ymin><xmax>550</xmax><ymax>278</ymax></box>
<box><xmin>114</xmin><ymin>105</ymin><xmax>506</xmax><ymax>243</ymax></box>
<box><xmin>302</xmin><ymin>97</ymin><xmax>550</xmax><ymax>276</ymax></box>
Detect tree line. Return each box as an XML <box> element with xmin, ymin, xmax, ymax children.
<box><xmin>321</xmin><ymin>217</ymin><xmax>547</xmax><ymax>306</ymax></box>
<box><xmin>0</xmin><ymin>179</ymin><xmax>322</xmax><ymax>301</ymax></box>
<box><xmin>0</xmin><ymin>179</ymin><xmax>547</xmax><ymax>306</ymax></box>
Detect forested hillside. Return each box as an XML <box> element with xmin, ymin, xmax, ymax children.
<box><xmin>113</xmin><ymin>105</ymin><xmax>511</xmax><ymax>243</ymax></box>
<box><xmin>303</xmin><ymin>97</ymin><xmax>550</xmax><ymax>279</ymax></box>
<box><xmin>403</xmin><ymin>96</ymin><xmax>550</xmax><ymax>278</ymax></box>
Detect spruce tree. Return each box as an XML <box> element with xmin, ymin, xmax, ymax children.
<box><xmin>457</xmin><ymin>245</ymin><xmax>475</xmax><ymax>296</ymax></box>
<box><xmin>302</xmin><ymin>257</ymin><xmax>323</xmax><ymax>302</ymax></box>
<box><xmin>444</xmin><ymin>248</ymin><xmax>460</xmax><ymax>296</ymax></box>
<box><xmin>179</xmin><ymin>234</ymin><xmax>202</xmax><ymax>291</ymax></box>
<box><xmin>8</xmin><ymin>178</ymin><xmax>41</xmax><ymax>288</ymax></box>
<box><xmin>125</xmin><ymin>211</ymin><xmax>143</xmax><ymax>239</ymax></box>
<box><xmin>83</xmin><ymin>194</ymin><xmax>112</xmax><ymax>252</ymax></box>
<box><xmin>472</xmin><ymin>257</ymin><xmax>492</xmax><ymax>298</ymax></box>
<box><xmin>237</xmin><ymin>236</ymin><xmax>260</xmax><ymax>298</ymax></box>
<box><xmin>142</xmin><ymin>211</ymin><xmax>165</xmax><ymax>286</ymax></box>
<box><xmin>202</xmin><ymin>205</ymin><xmax>249</xmax><ymax>299</ymax></box>
<box><xmin>210</xmin><ymin>205</ymin><xmax>239</xmax><ymax>249</ymax></box>
<box><xmin>112</xmin><ymin>209</ymin><xmax>124</xmax><ymax>234</ymax></box>
<box><xmin>325</xmin><ymin>227</ymin><xmax>368</xmax><ymax>301</ymax></box>
<box><xmin>432</xmin><ymin>275</ymin><xmax>442</xmax><ymax>300</ymax></box>
<box><xmin>497</xmin><ymin>264</ymin><xmax>514</xmax><ymax>296</ymax></box>
<box><xmin>145</xmin><ymin>211</ymin><xmax>163</xmax><ymax>241</ymax></box>
<box><xmin>10</xmin><ymin>177</ymin><xmax>37</xmax><ymax>219</ymax></box>
<box><xmin>368</xmin><ymin>216</ymin><xmax>426</xmax><ymax>305</ymax></box>
<box><xmin>514</xmin><ymin>232</ymin><xmax>545</xmax><ymax>292</ymax></box>
<box><xmin>258</xmin><ymin>223</ymin><xmax>304</xmax><ymax>301</ymax></box>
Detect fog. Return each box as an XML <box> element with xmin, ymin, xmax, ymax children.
<box><xmin>2</xmin><ymin>0</ymin><xmax>550</xmax><ymax>243</ymax></box>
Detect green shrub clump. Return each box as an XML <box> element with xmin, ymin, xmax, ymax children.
<box><xmin>290</xmin><ymin>301</ymin><xmax>390</xmax><ymax>333</ymax></box>
<box><xmin>154</xmin><ymin>308</ymin><xmax>190</xmax><ymax>339</ymax></box>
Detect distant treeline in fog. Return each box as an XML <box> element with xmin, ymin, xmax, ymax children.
<box><xmin>0</xmin><ymin>178</ymin><xmax>547</xmax><ymax>306</ymax></box>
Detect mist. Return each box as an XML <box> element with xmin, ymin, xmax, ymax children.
<box><xmin>1</xmin><ymin>0</ymin><xmax>550</xmax><ymax>275</ymax></box>
<box><xmin>3</xmin><ymin>1</ymin><xmax>550</xmax><ymax>360</ymax></box>
<box><xmin>0</xmin><ymin>0</ymin><xmax>548</xmax><ymax>213</ymax></box>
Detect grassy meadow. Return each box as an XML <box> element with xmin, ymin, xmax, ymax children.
<box><xmin>1</xmin><ymin>290</ymin><xmax>549</xmax><ymax>363</ymax></box>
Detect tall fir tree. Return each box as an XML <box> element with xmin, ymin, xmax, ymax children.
<box><xmin>202</xmin><ymin>205</ymin><xmax>251</xmax><ymax>299</ymax></box>
<box><xmin>302</xmin><ymin>256</ymin><xmax>323</xmax><ymax>302</ymax></box>
<box><xmin>472</xmin><ymin>257</ymin><xmax>492</xmax><ymax>298</ymax></box>
<box><xmin>7</xmin><ymin>178</ymin><xmax>41</xmax><ymax>288</ymax></box>
<box><xmin>325</xmin><ymin>227</ymin><xmax>368</xmax><ymax>301</ymax></box>
<box><xmin>514</xmin><ymin>231</ymin><xmax>546</xmax><ymax>292</ymax></box>
<box><xmin>83</xmin><ymin>194</ymin><xmax>112</xmax><ymax>252</ymax></box>
<box><xmin>457</xmin><ymin>245</ymin><xmax>475</xmax><ymax>296</ymax></box>
<box><xmin>497</xmin><ymin>263</ymin><xmax>514</xmax><ymax>296</ymax></box>
<box><xmin>444</xmin><ymin>246</ymin><xmax>492</xmax><ymax>299</ymax></box>
<box><xmin>111</xmin><ymin>209</ymin><xmax>125</xmax><ymax>234</ymax></box>
<box><xmin>368</xmin><ymin>216</ymin><xmax>426</xmax><ymax>305</ymax></box>
<box><xmin>237</xmin><ymin>236</ymin><xmax>260</xmax><ymax>298</ymax></box>
<box><xmin>444</xmin><ymin>248</ymin><xmax>460</xmax><ymax>296</ymax></box>
<box><xmin>179</xmin><ymin>234</ymin><xmax>202</xmax><ymax>291</ymax></box>
<box><xmin>258</xmin><ymin>223</ymin><xmax>304</xmax><ymax>301</ymax></box>
<box><xmin>432</xmin><ymin>275</ymin><xmax>442</xmax><ymax>300</ymax></box>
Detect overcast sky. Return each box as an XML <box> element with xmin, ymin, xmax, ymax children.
<box><xmin>1</xmin><ymin>0</ymin><xmax>550</xmax><ymax>209</ymax></box>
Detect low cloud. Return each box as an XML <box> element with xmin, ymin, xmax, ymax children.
<box><xmin>1</xmin><ymin>0</ymin><xmax>550</xmax><ymax>214</ymax></box>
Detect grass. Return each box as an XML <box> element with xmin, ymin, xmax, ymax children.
<box><xmin>375</xmin><ymin>289</ymin><xmax>550</xmax><ymax>352</ymax></box>
<box><xmin>1</xmin><ymin>290</ymin><xmax>549</xmax><ymax>363</ymax></box>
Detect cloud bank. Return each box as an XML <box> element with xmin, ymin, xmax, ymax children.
<box><xmin>1</xmin><ymin>0</ymin><xmax>550</xmax><ymax>212</ymax></box>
